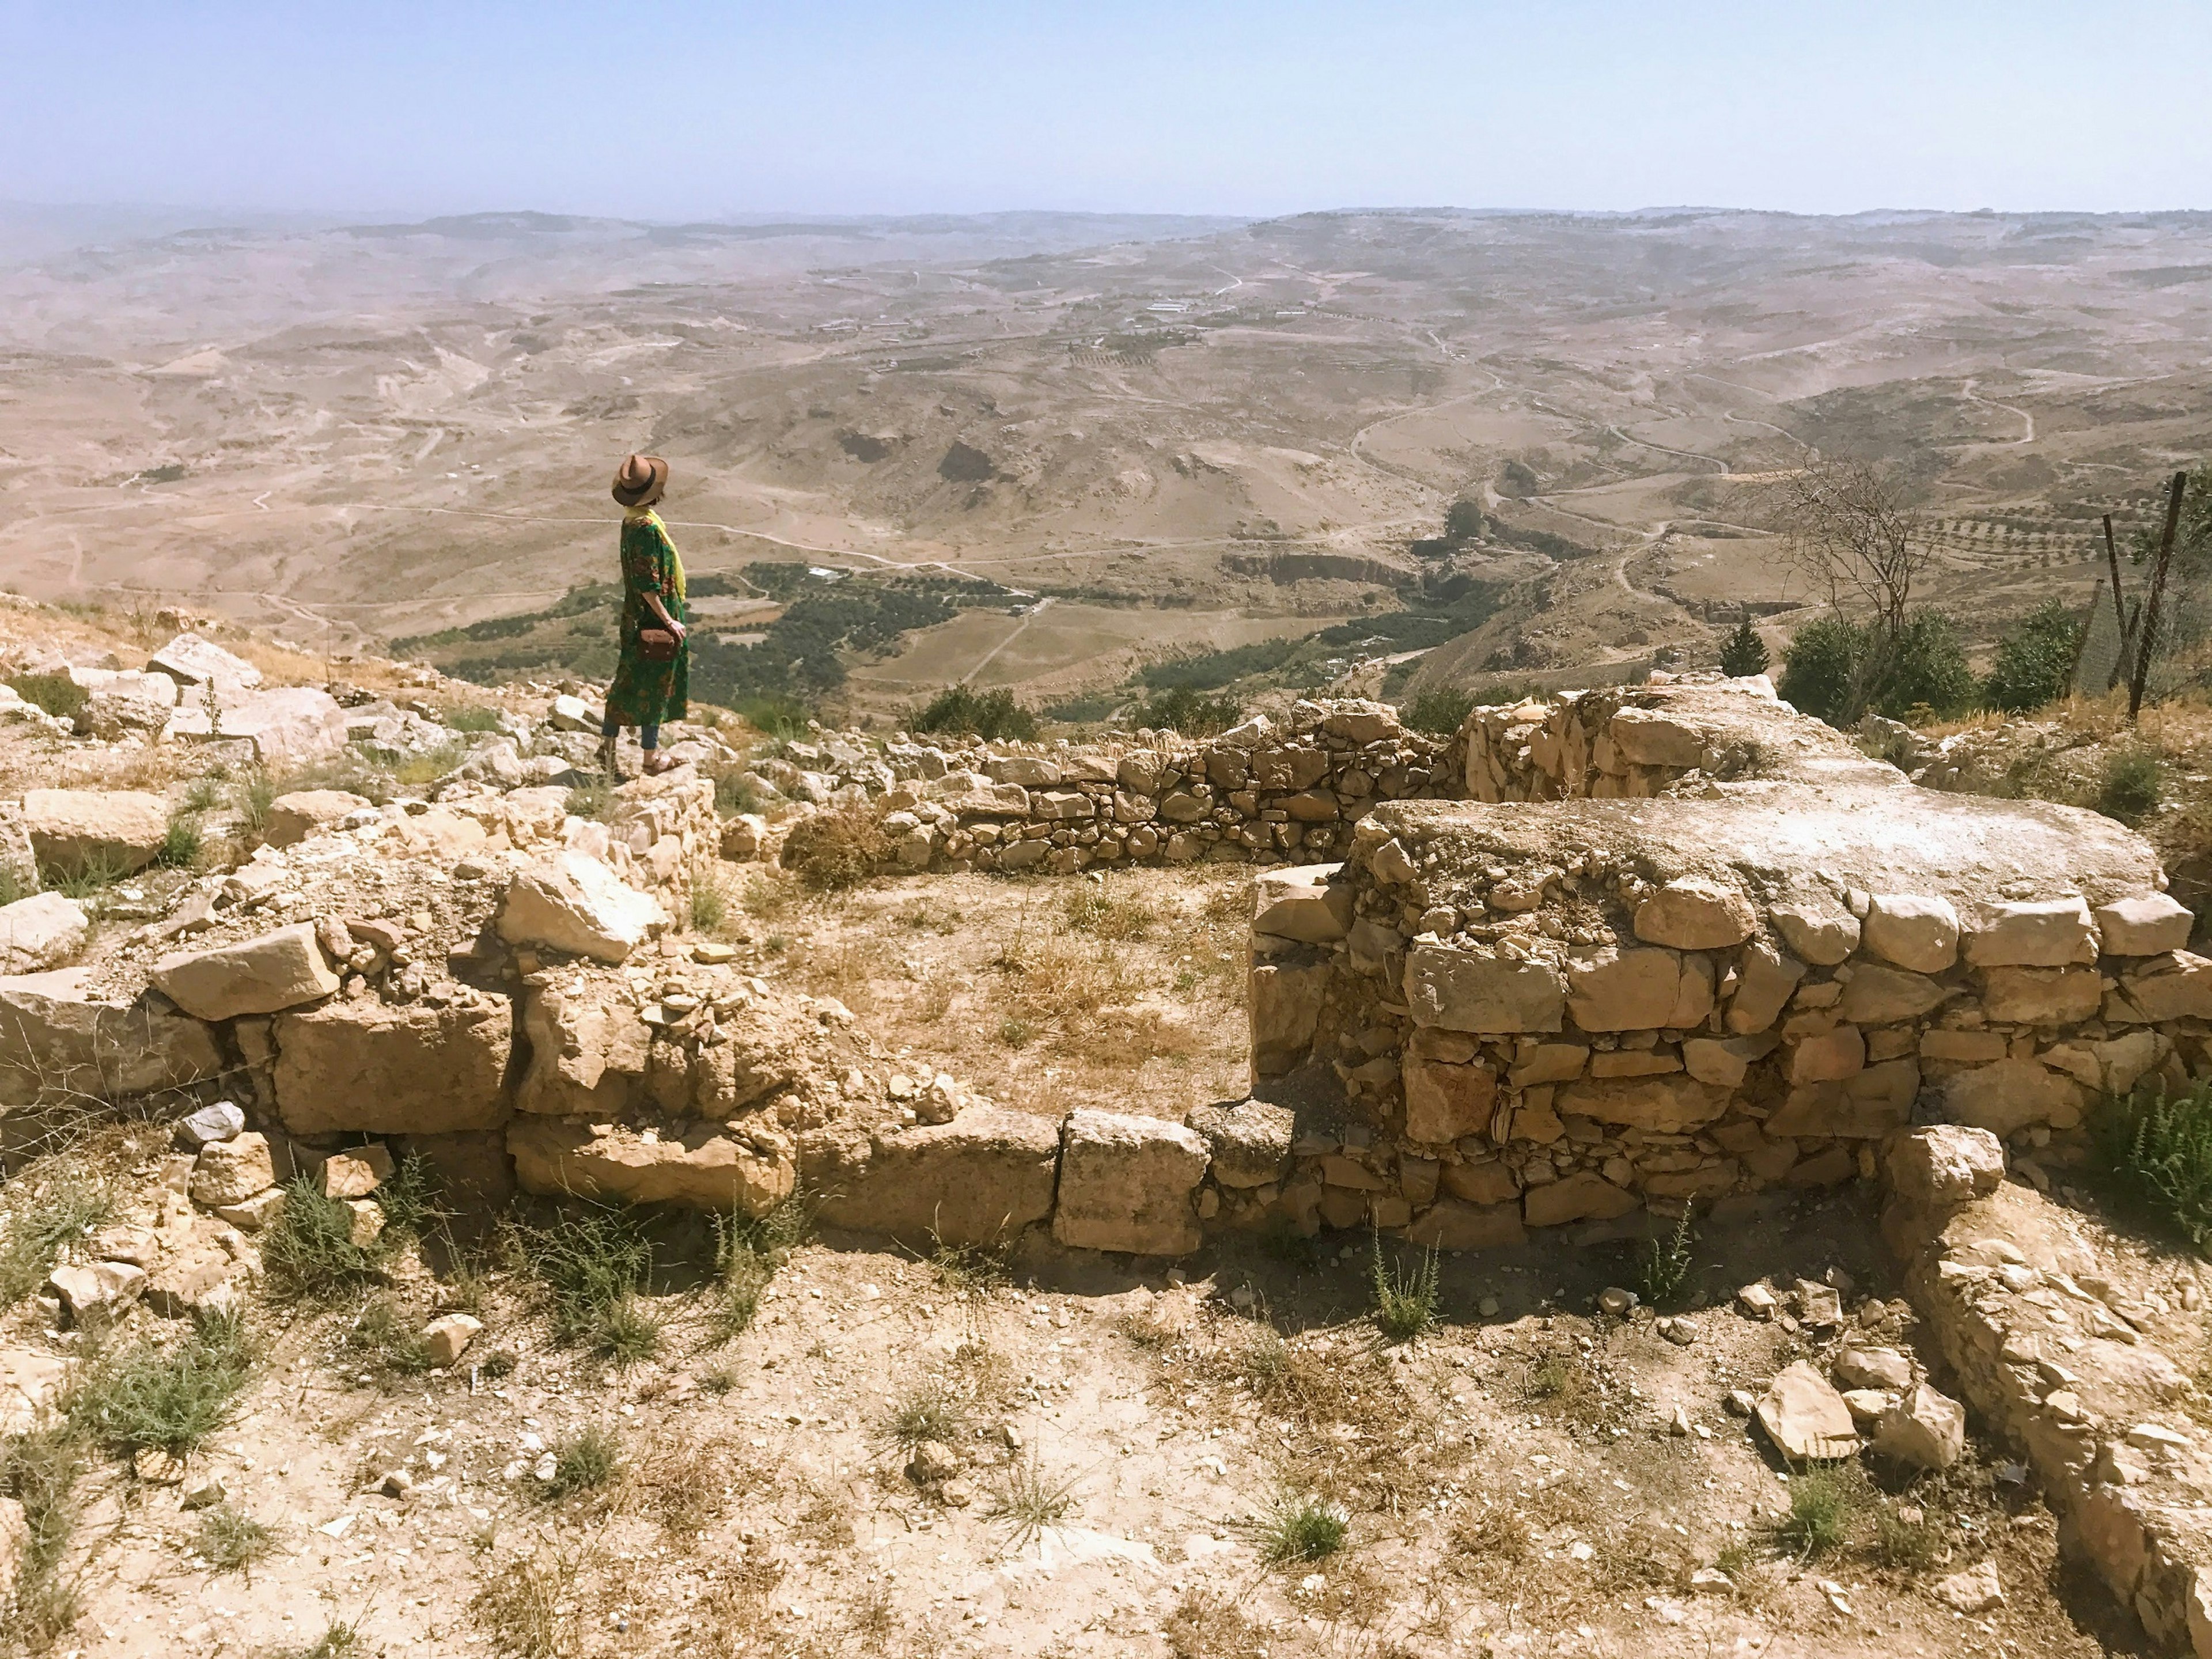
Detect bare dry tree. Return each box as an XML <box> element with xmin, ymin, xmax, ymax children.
<box><xmin>1767</xmin><ymin>459</ymin><xmax>1930</xmax><ymax>638</ymax></box>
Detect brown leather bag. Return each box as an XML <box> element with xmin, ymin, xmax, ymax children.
<box><xmin>638</xmin><ymin>627</ymin><xmax>679</xmax><ymax>662</ymax></box>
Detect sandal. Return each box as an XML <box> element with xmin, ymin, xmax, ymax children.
<box><xmin>642</xmin><ymin>752</ymin><xmax>677</xmax><ymax>777</ymax></box>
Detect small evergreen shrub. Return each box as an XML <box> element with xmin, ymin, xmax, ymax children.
<box><xmin>1718</xmin><ymin>618</ymin><xmax>1770</xmax><ymax>677</ymax></box>
<box><xmin>909</xmin><ymin>685</ymin><xmax>1039</xmax><ymax>741</ymax></box>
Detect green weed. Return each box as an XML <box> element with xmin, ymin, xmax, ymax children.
<box><xmin>261</xmin><ymin>1180</ymin><xmax>382</xmax><ymax>1301</ymax></box>
<box><xmin>2097</xmin><ymin>747</ymin><xmax>2164</xmax><ymax>825</ymax></box>
<box><xmin>194</xmin><ymin>1503</ymin><xmax>274</xmax><ymax>1572</ymax></box>
<box><xmin>0</xmin><ymin>1165</ymin><xmax>113</xmax><ymax>1307</ymax></box>
<box><xmin>544</xmin><ymin>1424</ymin><xmax>620</xmax><ymax>1498</ymax></box>
<box><xmin>1777</xmin><ymin>1465</ymin><xmax>1859</xmax><ymax>1558</ymax></box>
<box><xmin>508</xmin><ymin>1206</ymin><xmax>654</xmax><ymax>1347</ymax></box>
<box><xmin>2098</xmin><ymin>1080</ymin><xmax>2212</xmax><ymax>1245</ymax></box>
<box><xmin>443</xmin><ymin>706</ymin><xmax>504</xmax><ymax>733</ymax></box>
<box><xmin>987</xmin><ymin>1450</ymin><xmax>1078</xmax><ymax>1551</ymax></box>
<box><xmin>1636</xmin><ymin>1202</ymin><xmax>1698</xmax><ymax>1309</ymax></box>
<box><xmin>70</xmin><ymin>1308</ymin><xmax>254</xmax><ymax>1459</ymax></box>
<box><xmin>1369</xmin><ymin>1230</ymin><xmax>1440</xmax><ymax>1342</ymax></box>
<box><xmin>1255</xmin><ymin>1493</ymin><xmax>1348</xmax><ymax>1564</ymax></box>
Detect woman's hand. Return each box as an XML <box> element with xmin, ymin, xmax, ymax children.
<box><xmin>669</xmin><ymin>619</ymin><xmax>688</xmax><ymax>642</ymax></box>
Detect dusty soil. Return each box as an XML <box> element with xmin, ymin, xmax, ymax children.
<box><xmin>24</xmin><ymin>1142</ymin><xmax>2147</xmax><ymax>1659</ymax></box>
<box><xmin>709</xmin><ymin>863</ymin><xmax>1260</xmax><ymax>1127</ymax></box>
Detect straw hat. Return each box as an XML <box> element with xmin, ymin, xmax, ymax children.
<box><xmin>611</xmin><ymin>453</ymin><xmax>669</xmax><ymax>508</ymax></box>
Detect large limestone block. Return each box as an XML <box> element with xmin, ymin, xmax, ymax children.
<box><xmin>1980</xmin><ymin>965</ymin><xmax>2101</xmax><ymax>1027</ymax></box>
<box><xmin>0</xmin><ymin>975</ymin><xmax>224</xmax><ymax>1108</ymax></box>
<box><xmin>1250</xmin><ymin>961</ymin><xmax>1330</xmax><ymax>1077</ymax></box>
<box><xmin>1769</xmin><ymin>896</ymin><xmax>1860</xmax><ymax>965</ymax></box>
<box><xmin>263</xmin><ymin>790</ymin><xmax>371</xmax><ymax>850</ymax></box>
<box><xmin>1872</xmin><ymin>1382</ymin><xmax>1965</xmax><ymax>1470</ymax></box>
<box><xmin>80</xmin><ymin>671</ymin><xmax>177</xmax><ymax>738</ymax></box>
<box><xmin>273</xmin><ymin>996</ymin><xmax>514</xmax><ymax>1134</ymax></box>
<box><xmin>1252</xmin><ymin>864</ymin><xmax>1354</xmax><ymax>943</ymax></box>
<box><xmin>0</xmin><ymin>1350</ymin><xmax>73</xmax><ymax>1437</ymax></box>
<box><xmin>1725</xmin><ymin>944</ymin><xmax>1804</xmax><ymax>1034</ymax></box>
<box><xmin>813</xmin><ymin>1106</ymin><xmax>1060</xmax><ymax>1246</ymax></box>
<box><xmin>1634</xmin><ymin>877</ymin><xmax>1756</xmax><ymax>949</ymax></box>
<box><xmin>153</xmin><ymin>922</ymin><xmax>339</xmax><ymax>1020</ymax></box>
<box><xmin>1885</xmin><ymin>1124</ymin><xmax>2005</xmax><ymax>1212</ymax></box>
<box><xmin>1565</xmin><ymin>946</ymin><xmax>1712</xmax><ymax>1032</ymax></box>
<box><xmin>0</xmin><ymin>893</ymin><xmax>88</xmax><ymax>975</ymax></box>
<box><xmin>1683</xmin><ymin>1033</ymin><xmax>1777</xmax><ymax>1088</ymax></box>
<box><xmin>1052</xmin><ymin>1109</ymin><xmax>1209</xmax><ymax>1256</ymax></box>
<box><xmin>514</xmin><ymin>983</ymin><xmax>651</xmax><ymax>1116</ymax></box>
<box><xmin>1607</xmin><ymin>708</ymin><xmax>1707</xmax><ymax>768</ymax></box>
<box><xmin>1524</xmin><ymin>1169</ymin><xmax>1638</xmax><ymax>1227</ymax></box>
<box><xmin>168</xmin><ymin>687</ymin><xmax>350</xmax><ymax>768</ymax></box>
<box><xmin>1790</xmin><ymin>1025</ymin><xmax>1865</xmax><ymax>1085</ymax></box>
<box><xmin>1942</xmin><ymin>1056</ymin><xmax>2083</xmax><ymax>1137</ymax></box>
<box><xmin>1185</xmin><ymin>1099</ymin><xmax>1293</xmax><ymax>1188</ymax></box>
<box><xmin>1836</xmin><ymin>964</ymin><xmax>1950</xmax><ymax>1024</ymax></box>
<box><xmin>147</xmin><ymin>631</ymin><xmax>262</xmax><ymax>690</ymax></box>
<box><xmin>1556</xmin><ymin>1073</ymin><xmax>1729</xmax><ymax>1132</ymax></box>
<box><xmin>1404</xmin><ymin>942</ymin><xmax>1565</xmax><ymax>1033</ymax></box>
<box><xmin>498</xmin><ymin>852</ymin><xmax>666</xmax><ymax>963</ymax></box>
<box><xmin>2094</xmin><ymin>892</ymin><xmax>2193</xmax><ymax>957</ymax></box>
<box><xmin>1863</xmin><ymin>894</ymin><xmax>1961</xmax><ymax>973</ymax></box>
<box><xmin>1964</xmin><ymin>897</ymin><xmax>2097</xmax><ymax>968</ymax></box>
<box><xmin>2115</xmin><ymin>952</ymin><xmax>2212</xmax><ymax>1022</ymax></box>
<box><xmin>1402</xmin><ymin>1043</ymin><xmax>1498</xmax><ymax>1143</ymax></box>
<box><xmin>1441</xmin><ymin>1159</ymin><xmax>1519</xmax><ymax>1206</ymax></box>
<box><xmin>20</xmin><ymin>789</ymin><xmax>168</xmax><ymax>876</ymax></box>
<box><xmin>1764</xmin><ymin>1058</ymin><xmax>1918</xmax><ymax>1138</ymax></box>
<box><xmin>1756</xmin><ymin>1360</ymin><xmax>1861</xmax><ymax>1460</ymax></box>
<box><xmin>509</xmin><ymin>1117</ymin><xmax>794</xmax><ymax>1214</ymax></box>
<box><xmin>1406</xmin><ymin>1199</ymin><xmax>1526</xmax><ymax>1250</ymax></box>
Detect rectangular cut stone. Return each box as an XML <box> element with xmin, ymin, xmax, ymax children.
<box><xmin>1403</xmin><ymin>942</ymin><xmax>1564</xmax><ymax>1033</ymax></box>
<box><xmin>1555</xmin><ymin>1073</ymin><xmax>1728</xmax><ymax>1132</ymax></box>
<box><xmin>152</xmin><ymin>923</ymin><xmax>340</xmax><ymax>1021</ymax></box>
<box><xmin>1053</xmin><ymin>1108</ymin><xmax>1209</xmax><ymax>1255</ymax></box>
<box><xmin>2116</xmin><ymin>953</ymin><xmax>2212</xmax><ymax>1022</ymax></box>
<box><xmin>1964</xmin><ymin>898</ymin><xmax>2096</xmax><ymax>968</ymax></box>
<box><xmin>1509</xmin><ymin>1042</ymin><xmax>1588</xmax><ymax>1087</ymax></box>
<box><xmin>1252</xmin><ymin>863</ymin><xmax>1354</xmax><ymax>943</ymax></box>
<box><xmin>1921</xmin><ymin>1028</ymin><xmax>2009</xmax><ymax>1063</ymax></box>
<box><xmin>1406</xmin><ymin>1199</ymin><xmax>1526</xmax><ymax>1250</ymax></box>
<box><xmin>1981</xmin><ymin>966</ymin><xmax>2101</xmax><ymax>1027</ymax></box>
<box><xmin>1765</xmin><ymin>1058</ymin><xmax>1919</xmax><ymax>1138</ymax></box>
<box><xmin>811</xmin><ymin>1107</ymin><xmax>1060</xmax><ymax>1248</ymax></box>
<box><xmin>1566</xmin><ymin>946</ymin><xmax>1711</xmax><ymax>1032</ymax></box>
<box><xmin>273</xmin><ymin>997</ymin><xmax>514</xmax><ymax>1134</ymax></box>
<box><xmin>2094</xmin><ymin>893</ymin><xmax>2192</xmax><ymax>957</ymax></box>
<box><xmin>1402</xmin><ymin>1054</ymin><xmax>1498</xmax><ymax>1143</ymax></box>
<box><xmin>1249</xmin><ymin>962</ymin><xmax>1330</xmax><ymax>1077</ymax></box>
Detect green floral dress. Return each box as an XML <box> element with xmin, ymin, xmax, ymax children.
<box><xmin>604</xmin><ymin>509</ymin><xmax>688</xmax><ymax>727</ymax></box>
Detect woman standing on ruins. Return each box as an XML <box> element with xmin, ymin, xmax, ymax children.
<box><xmin>600</xmin><ymin>453</ymin><xmax>690</xmax><ymax>778</ymax></box>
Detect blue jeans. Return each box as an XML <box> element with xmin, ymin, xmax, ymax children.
<box><xmin>601</xmin><ymin>717</ymin><xmax>659</xmax><ymax>749</ymax></box>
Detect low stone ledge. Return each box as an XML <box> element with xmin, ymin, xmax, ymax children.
<box><xmin>1889</xmin><ymin>1130</ymin><xmax>2212</xmax><ymax>1657</ymax></box>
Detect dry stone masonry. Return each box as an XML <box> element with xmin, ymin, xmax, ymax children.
<box><xmin>1244</xmin><ymin>678</ymin><xmax>2203</xmax><ymax>1247</ymax></box>
<box><xmin>851</xmin><ymin>698</ymin><xmax>1450</xmax><ymax>875</ymax></box>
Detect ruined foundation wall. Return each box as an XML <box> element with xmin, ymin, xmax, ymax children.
<box><xmin>859</xmin><ymin>699</ymin><xmax>1452</xmax><ymax>876</ymax></box>
<box><xmin>1247</xmin><ymin>679</ymin><xmax>2210</xmax><ymax>1248</ymax></box>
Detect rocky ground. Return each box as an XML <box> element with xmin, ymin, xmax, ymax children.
<box><xmin>0</xmin><ymin>600</ymin><xmax>2205</xmax><ymax>1657</ymax></box>
<box><xmin>0</xmin><ymin>1120</ymin><xmax>2161</xmax><ymax>1659</ymax></box>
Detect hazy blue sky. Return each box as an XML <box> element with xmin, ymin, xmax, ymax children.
<box><xmin>6</xmin><ymin>1</ymin><xmax>2207</xmax><ymax>219</ymax></box>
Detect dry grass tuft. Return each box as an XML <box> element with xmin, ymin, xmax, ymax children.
<box><xmin>779</xmin><ymin>803</ymin><xmax>891</xmax><ymax>892</ymax></box>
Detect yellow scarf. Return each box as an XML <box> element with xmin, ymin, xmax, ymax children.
<box><xmin>625</xmin><ymin>506</ymin><xmax>687</xmax><ymax>602</ymax></box>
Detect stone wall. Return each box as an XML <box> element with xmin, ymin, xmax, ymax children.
<box><xmin>1247</xmin><ymin>677</ymin><xmax>2209</xmax><ymax>1248</ymax></box>
<box><xmin>858</xmin><ymin>699</ymin><xmax>1450</xmax><ymax>875</ymax></box>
